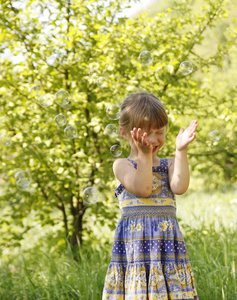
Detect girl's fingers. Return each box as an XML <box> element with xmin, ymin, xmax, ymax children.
<box><xmin>130</xmin><ymin>128</ymin><xmax>151</xmax><ymax>149</ymax></box>
<box><xmin>131</xmin><ymin>127</ymin><xmax>137</xmax><ymax>140</ymax></box>
<box><xmin>190</xmin><ymin>120</ymin><xmax>198</xmax><ymax>132</ymax></box>
<box><xmin>146</xmin><ymin>139</ymin><xmax>152</xmax><ymax>148</ymax></box>
<box><xmin>141</xmin><ymin>132</ymin><xmax>147</xmax><ymax>144</ymax></box>
<box><xmin>137</xmin><ymin>128</ymin><xmax>142</xmax><ymax>141</ymax></box>
<box><xmin>131</xmin><ymin>127</ymin><xmax>141</xmax><ymax>142</ymax></box>
<box><xmin>130</xmin><ymin>128</ymin><xmax>152</xmax><ymax>150</ymax></box>
<box><xmin>179</xmin><ymin>128</ymin><xmax>185</xmax><ymax>135</ymax></box>
<box><xmin>183</xmin><ymin>120</ymin><xmax>198</xmax><ymax>137</ymax></box>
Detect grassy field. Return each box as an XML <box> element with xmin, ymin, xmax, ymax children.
<box><xmin>0</xmin><ymin>186</ymin><xmax>236</xmax><ymax>299</ymax></box>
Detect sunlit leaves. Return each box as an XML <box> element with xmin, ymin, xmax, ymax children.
<box><xmin>0</xmin><ymin>0</ymin><xmax>236</xmax><ymax>250</ymax></box>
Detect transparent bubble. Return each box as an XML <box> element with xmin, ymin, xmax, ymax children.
<box><xmin>104</xmin><ymin>124</ymin><xmax>118</xmax><ymax>138</ymax></box>
<box><xmin>0</xmin><ymin>134</ymin><xmax>12</xmax><ymax>147</ymax></box>
<box><xmin>19</xmin><ymin>16</ymin><xmax>29</xmax><ymax>28</ymax></box>
<box><xmin>55</xmin><ymin>52</ymin><xmax>66</xmax><ymax>65</ymax></box>
<box><xmin>38</xmin><ymin>94</ymin><xmax>54</xmax><ymax>108</ymax></box>
<box><xmin>106</xmin><ymin>105</ymin><xmax>120</xmax><ymax>120</ymax></box>
<box><xmin>96</xmin><ymin>77</ymin><xmax>108</xmax><ymax>88</ymax></box>
<box><xmin>15</xmin><ymin>171</ymin><xmax>31</xmax><ymax>190</ymax></box>
<box><xmin>55</xmin><ymin>90</ymin><xmax>70</xmax><ymax>106</ymax></box>
<box><xmin>47</xmin><ymin>51</ymin><xmax>67</xmax><ymax>66</ymax></box>
<box><xmin>138</xmin><ymin>51</ymin><xmax>153</xmax><ymax>65</ymax></box>
<box><xmin>210</xmin><ymin>130</ymin><xmax>221</xmax><ymax>142</ymax></box>
<box><xmin>110</xmin><ymin>144</ymin><xmax>122</xmax><ymax>157</ymax></box>
<box><xmin>30</xmin><ymin>86</ymin><xmax>43</xmax><ymax>97</ymax></box>
<box><xmin>54</xmin><ymin>114</ymin><xmax>67</xmax><ymax>127</ymax></box>
<box><xmin>15</xmin><ymin>170</ymin><xmax>31</xmax><ymax>183</ymax></box>
<box><xmin>64</xmin><ymin>126</ymin><xmax>78</xmax><ymax>139</ymax></box>
<box><xmin>16</xmin><ymin>179</ymin><xmax>31</xmax><ymax>191</ymax></box>
<box><xmin>83</xmin><ymin>187</ymin><xmax>99</xmax><ymax>204</ymax></box>
<box><xmin>179</xmin><ymin>61</ymin><xmax>193</xmax><ymax>75</ymax></box>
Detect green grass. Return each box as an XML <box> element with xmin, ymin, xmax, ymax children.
<box><xmin>0</xmin><ymin>186</ymin><xmax>236</xmax><ymax>299</ymax></box>
<box><xmin>0</xmin><ymin>247</ymin><xmax>109</xmax><ymax>300</ymax></box>
<box><xmin>177</xmin><ymin>185</ymin><xmax>237</xmax><ymax>299</ymax></box>
<box><xmin>184</xmin><ymin>223</ymin><xmax>237</xmax><ymax>299</ymax></box>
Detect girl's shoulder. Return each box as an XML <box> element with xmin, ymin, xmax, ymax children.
<box><xmin>113</xmin><ymin>158</ymin><xmax>137</xmax><ymax>185</ymax></box>
<box><xmin>113</xmin><ymin>158</ymin><xmax>134</xmax><ymax>171</ymax></box>
<box><xmin>113</xmin><ymin>158</ymin><xmax>126</xmax><ymax>169</ymax></box>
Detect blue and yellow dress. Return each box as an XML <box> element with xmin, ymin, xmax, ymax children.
<box><xmin>103</xmin><ymin>158</ymin><xmax>198</xmax><ymax>300</ymax></box>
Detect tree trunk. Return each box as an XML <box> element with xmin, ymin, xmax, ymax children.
<box><xmin>71</xmin><ymin>210</ymin><xmax>84</xmax><ymax>248</ymax></box>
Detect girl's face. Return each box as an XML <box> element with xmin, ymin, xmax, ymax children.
<box><xmin>142</xmin><ymin>126</ymin><xmax>166</xmax><ymax>156</ymax></box>
<box><xmin>121</xmin><ymin>125</ymin><xmax>167</xmax><ymax>156</ymax></box>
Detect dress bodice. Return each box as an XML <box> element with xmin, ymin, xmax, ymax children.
<box><xmin>115</xmin><ymin>158</ymin><xmax>176</xmax><ymax>218</ymax></box>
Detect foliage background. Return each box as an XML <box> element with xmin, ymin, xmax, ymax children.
<box><xmin>0</xmin><ymin>0</ymin><xmax>236</xmax><ymax>282</ymax></box>
<box><xmin>0</xmin><ymin>0</ymin><xmax>237</xmax><ymax>299</ymax></box>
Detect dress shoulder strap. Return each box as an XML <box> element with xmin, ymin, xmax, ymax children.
<box><xmin>127</xmin><ymin>158</ymin><xmax>168</xmax><ymax>168</ymax></box>
<box><xmin>126</xmin><ymin>158</ymin><xmax>137</xmax><ymax>169</ymax></box>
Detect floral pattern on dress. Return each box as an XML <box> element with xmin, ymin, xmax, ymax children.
<box><xmin>103</xmin><ymin>158</ymin><xmax>198</xmax><ymax>300</ymax></box>
<box><xmin>125</xmin><ymin>220</ymin><xmax>144</xmax><ymax>233</ymax></box>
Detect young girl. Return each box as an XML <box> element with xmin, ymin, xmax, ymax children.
<box><xmin>103</xmin><ymin>93</ymin><xmax>198</xmax><ymax>300</ymax></box>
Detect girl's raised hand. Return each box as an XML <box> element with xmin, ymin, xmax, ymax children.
<box><xmin>130</xmin><ymin>127</ymin><xmax>152</xmax><ymax>154</ymax></box>
<box><xmin>175</xmin><ymin>120</ymin><xmax>198</xmax><ymax>151</ymax></box>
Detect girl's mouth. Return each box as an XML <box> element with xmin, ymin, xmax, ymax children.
<box><xmin>152</xmin><ymin>146</ymin><xmax>158</xmax><ymax>153</ymax></box>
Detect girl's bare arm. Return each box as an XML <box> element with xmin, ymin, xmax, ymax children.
<box><xmin>113</xmin><ymin>128</ymin><xmax>153</xmax><ymax>197</ymax></box>
<box><xmin>169</xmin><ymin>120</ymin><xmax>198</xmax><ymax>195</ymax></box>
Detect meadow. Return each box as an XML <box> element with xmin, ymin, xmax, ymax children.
<box><xmin>0</xmin><ymin>0</ymin><xmax>236</xmax><ymax>299</ymax></box>
<box><xmin>0</xmin><ymin>185</ymin><xmax>236</xmax><ymax>300</ymax></box>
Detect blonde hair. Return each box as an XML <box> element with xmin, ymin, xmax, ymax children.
<box><xmin>119</xmin><ymin>93</ymin><xmax>168</xmax><ymax>133</ymax></box>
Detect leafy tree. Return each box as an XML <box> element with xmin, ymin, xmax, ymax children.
<box><xmin>0</xmin><ymin>0</ymin><xmax>236</xmax><ymax>251</ymax></box>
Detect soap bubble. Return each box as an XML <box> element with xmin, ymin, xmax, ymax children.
<box><xmin>15</xmin><ymin>171</ymin><xmax>31</xmax><ymax>183</ymax></box>
<box><xmin>54</xmin><ymin>114</ymin><xmax>67</xmax><ymax>127</ymax></box>
<box><xmin>106</xmin><ymin>105</ymin><xmax>120</xmax><ymax>120</ymax></box>
<box><xmin>83</xmin><ymin>187</ymin><xmax>99</xmax><ymax>204</ymax></box>
<box><xmin>104</xmin><ymin>124</ymin><xmax>118</xmax><ymax>138</ymax></box>
<box><xmin>47</xmin><ymin>51</ymin><xmax>66</xmax><ymax>66</ymax></box>
<box><xmin>38</xmin><ymin>94</ymin><xmax>54</xmax><ymax>108</ymax></box>
<box><xmin>96</xmin><ymin>77</ymin><xmax>108</xmax><ymax>88</ymax></box>
<box><xmin>15</xmin><ymin>171</ymin><xmax>31</xmax><ymax>190</ymax></box>
<box><xmin>0</xmin><ymin>134</ymin><xmax>12</xmax><ymax>147</ymax></box>
<box><xmin>55</xmin><ymin>52</ymin><xmax>66</xmax><ymax>65</ymax></box>
<box><xmin>55</xmin><ymin>90</ymin><xmax>70</xmax><ymax>106</ymax></box>
<box><xmin>17</xmin><ymin>179</ymin><xmax>31</xmax><ymax>191</ymax></box>
<box><xmin>139</xmin><ymin>51</ymin><xmax>153</xmax><ymax>65</ymax></box>
<box><xmin>64</xmin><ymin>126</ymin><xmax>77</xmax><ymax>139</ymax></box>
<box><xmin>19</xmin><ymin>16</ymin><xmax>29</xmax><ymax>28</ymax></box>
<box><xmin>110</xmin><ymin>144</ymin><xmax>122</xmax><ymax>157</ymax></box>
<box><xmin>210</xmin><ymin>130</ymin><xmax>220</xmax><ymax>142</ymax></box>
<box><xmin>30</xmin><ymin>86</ymin><xmax>43</xmax><ymax>97</ymax></box>
<box><xmin>179</xmin><ymin>61</ymin><xmax>193</xmax><ymax>75</ymax></box>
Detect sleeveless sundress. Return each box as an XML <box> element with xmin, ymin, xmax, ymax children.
<box><xmin>103</xmin><ymin>158</ymin><xmax>198</xmax><ymax>300</ymax></box>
